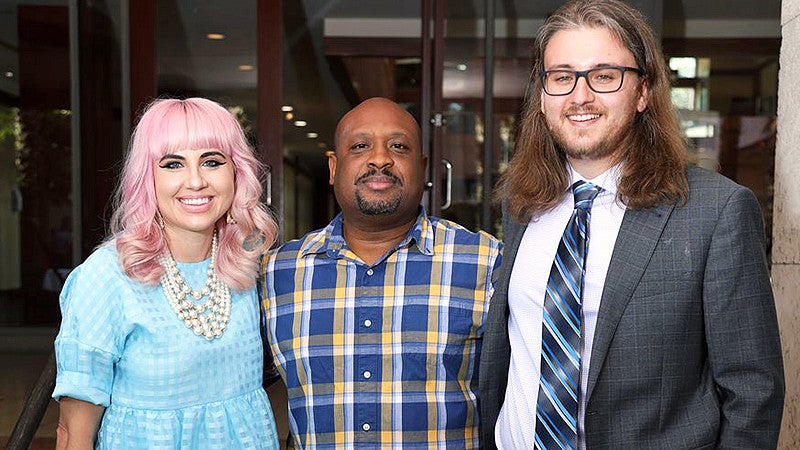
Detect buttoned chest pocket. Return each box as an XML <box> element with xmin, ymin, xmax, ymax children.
<box><xmin>428</xmin><ymin>292</ymin><xmax>485</xmax><ymax>346</ymax></box>
<box><xmin>394</xmin><ymin>292</ymin><xmax>485</xmax><ymax>383</ymax></box>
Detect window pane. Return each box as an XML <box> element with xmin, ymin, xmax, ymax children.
<box><xmin>669</xmin><ymin>57</ymin><xmax>697</xmax><ymax>79</ymax></box>
<box><xmin>671</xmin><ymin>87</ymin><xmax>696</xmax><ymax>110</ymax></box>
<box><xmin>2</xmin><ymin>2</ymin><xmax>73</xmax><ymax>328</ymax></box>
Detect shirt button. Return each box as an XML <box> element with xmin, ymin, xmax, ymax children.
<box><xmin>366</xmin><ymin>269</ymin><xmax>374</xmax><ymax>276</ymax></box>
<box><xmin>362</xmin><ymin>423</ymin><xmax>371</xmax><ymax>431</ymax></box>
<box><xmin>364</xmin><ymin>319</ymin><xmax>372</xmax><ymax>328</ymax></box>
<box><xmin>363</xmin><ymin>370</ymin><xmax>372</xmax><ymax>379</ymax></box>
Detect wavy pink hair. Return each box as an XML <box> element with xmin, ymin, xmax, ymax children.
<box><xmin>107</xmin><ymin>97</ymin><xmax>277</xmax><ymax>291</ymax></box>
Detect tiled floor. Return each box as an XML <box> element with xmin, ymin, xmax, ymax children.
<box><xmin>0</xmin><ymin>327</ymin><xmax>290</xmax><ymax>449</ymax></box>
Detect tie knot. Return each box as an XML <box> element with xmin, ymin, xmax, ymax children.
<box><xmin>572</xmin><ymin>180</ymin><xmax>601</xmax><ymax>209</ymax></box>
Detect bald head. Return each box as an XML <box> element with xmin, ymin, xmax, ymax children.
<box><xmin>328</xmin><ymin>96</ymin><xmax>428</xmax><ymax>227</ymax></box>
<box><xmin>335</xmin><ymin>98</ymin><xmax>420</xmax><ymax>153</ymax></box>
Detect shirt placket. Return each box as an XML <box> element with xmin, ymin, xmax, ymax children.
<box><xmin>354</xmin><ymin>262</ymin><xmax>383</xmax><ymax>442</ymax></box>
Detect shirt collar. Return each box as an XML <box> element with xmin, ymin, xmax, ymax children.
<box><xmin>300</xmin><ymin>207</ymin><xmax>434</xmax><ymax>259</ymax></box>
<box><xmin>567</xmin><ymin>162</ymin><xmax>622</xmax><ymax>198</ymax></box>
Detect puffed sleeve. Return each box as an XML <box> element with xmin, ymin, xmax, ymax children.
<box><xmin>52</xmin><ymin>245</ymin><xmax>128</xmax><ymax>406</ymax></box>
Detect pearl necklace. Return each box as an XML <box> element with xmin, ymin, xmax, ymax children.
<box><xmin>158</xmin><ymin>231</ymin><xmax>231</xmax><ymax>340</ymax></box>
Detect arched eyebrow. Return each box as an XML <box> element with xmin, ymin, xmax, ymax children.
<box><xmin>200</xmin><ymin>151</ymin><xmax>227</xmax><ymax>159</ymax></box>
<box><xmin>158</xmin><ymin>153</ymin><xmax>184</xmax><ymax>162</ymax></box>
<box><xmin>158</xmin><ymin>151</ymin><xmax>227</xmax><ymax>163</ymax></box>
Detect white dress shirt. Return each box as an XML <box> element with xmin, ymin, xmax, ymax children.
<box><xmin>496</xmin><ymin>164</ymin><xmax>626</xmax><ymax>449</ymax></box>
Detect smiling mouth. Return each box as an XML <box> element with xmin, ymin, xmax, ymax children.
<box><xmin>568</xmin><ymin>113</ymin><xmax>601</xmax><ymax>122</ymax></box>
<box><xmin>356</xmin><ymin>168</ymin><xmax>402</xmax><ymax>188</ymax></box>
<box><xmin>361</xmin><ymin>176</ymin><xmax>398</xmax><ymax>188</ymax></box>
<box><xmin>179</xmin><ymin>197</ymin><xmax>212</xmax><ymax>205</ymax></box>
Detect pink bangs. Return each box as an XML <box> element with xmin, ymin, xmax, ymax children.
<box><xmin>136</xmin><ymin>98</ymin><xmax>248</xmax><ymax>160</ymax></box>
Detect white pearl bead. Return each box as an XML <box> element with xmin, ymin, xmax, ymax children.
<box><xmin>158</xmin><ymin>230</ymin><xmax>230</xmax><ymax>340</ymax></box>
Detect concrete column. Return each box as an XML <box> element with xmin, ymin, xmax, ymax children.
<box><xmin>776</xmin><ymin>1</ymin><xmax>800</xmax><ymax>447</ymax></box>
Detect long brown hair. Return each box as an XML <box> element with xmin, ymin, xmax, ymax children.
<box><xmin>497</xmin><ymin>0</ymin><xmax>689</xmax><ymax>223</ymax></box>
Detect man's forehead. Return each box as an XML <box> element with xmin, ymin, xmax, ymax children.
<box><xmin>343</xmin><ymin>130</ymin><xmax>412</xmax><ymax>139</ymax></box>
<box><xmin>544</xmin><ymin>27</ymin><xmax>634</xmax><ymax>65</ymax></box>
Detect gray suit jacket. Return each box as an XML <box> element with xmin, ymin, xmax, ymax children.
<box><xmin>479</xmin><ymin>166</ymin><xmax>784</xmax><ymax>449</ymax></box>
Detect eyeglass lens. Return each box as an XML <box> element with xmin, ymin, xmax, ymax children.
<box><xmin>543</xmin><ymin>67</ymin><xmax>626</xmax><ymax>95</ymax></box>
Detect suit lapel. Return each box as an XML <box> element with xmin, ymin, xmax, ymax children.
<box><xmin>500</xmin><ymin>219</ymin><xmax>527</xmax><ymax>288</ymax></box>
<box><xmin>490</xmin><ymin>216</ymin><xmax>527</xmax><ymax>322</ymax></box>
<box><xmin>480</xmin><ymin>214</ymin><xmax>527</xmax><ymax>419</ymax></box>
<box><xmin>585</xmin><ymin>202</ymin><xmax>674</xmax><ymax>400</ymax></box>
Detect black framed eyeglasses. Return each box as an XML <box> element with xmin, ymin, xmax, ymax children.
<box><xmin>540</xmin><ymin>66</ymin><xmax>645</xmax><ymax>96</ymax></box>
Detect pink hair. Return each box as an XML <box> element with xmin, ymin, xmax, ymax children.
<box><xmin>108</xmin><ymin>97</ymin><xmax>278</xmax><ymax>291</ymax></box>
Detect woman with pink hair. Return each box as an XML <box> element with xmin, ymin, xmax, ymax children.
<box><xmin>52</xmin><ymin>98</ymin><xmax>280</xmax><ymax>449</ymax></box>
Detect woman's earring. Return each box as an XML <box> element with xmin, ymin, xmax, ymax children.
<box><xmin>226</xmin><ymin>211</ymin><xmax>237</xmax><ymax>225</ymax></box>
<box><xmin>156</xmin><ymin>211</ymin><xmax>165</xmax><ymax>229</ymax></box>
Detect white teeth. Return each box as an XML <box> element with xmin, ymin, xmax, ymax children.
<box><xmin>180</xmin><ymin>197</ymin><xmax>211</xmax><ymax>205</ymax></box>
<box><xmin>569</xmin><ymin>114</ymin><xmax>600</xmax><ymax>122</ymax></box>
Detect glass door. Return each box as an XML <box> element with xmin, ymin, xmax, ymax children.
<box><xmin>1</xmin><ymin>3</ymin><xmax>74</xmax><ymax>326</ymax></box>
<box><xmin>279</xmin><ymin>0</ymin><xmax>425</xmax><ymax>241</ymax></box>
<box><xmin>431</xmin><ymin>1</ymin><xmax>529</xmax><ymax>237</ymax></box>
<box><xmin>274</xmin><ymin>0</ymin><xmax>536</xmax><ymax>240</ymax></box>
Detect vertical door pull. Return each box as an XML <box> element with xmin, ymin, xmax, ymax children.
<box><xmin>265</xmin><ymin>170</ymin><xmax>272</xmax><ymax>207</ymax></box>
<box><xmin>442</xmin><ymin>159</ymin><xmax>452</xmax><ymax>210</ymax></box>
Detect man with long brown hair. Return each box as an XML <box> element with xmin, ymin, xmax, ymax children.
<box><xmin>479</xmin><ymin>0</ymin><xmax>784</xmax><ymax>448</ymax></box>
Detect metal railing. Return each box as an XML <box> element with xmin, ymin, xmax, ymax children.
<box><xmin>5</xmin><ymin>352</ymin><xmax>56</xmax><ymax>450</ymax></box>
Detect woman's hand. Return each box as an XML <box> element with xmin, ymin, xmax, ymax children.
<box><xmin>56</xmin><ymin>396</ymin><xmax>105</xmax><ymax>450</ymax></box>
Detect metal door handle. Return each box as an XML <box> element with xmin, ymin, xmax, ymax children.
<box><xmin>265</xmin><ymin>170</ymin><xmax>272</xmax><ymax>207</ymax></box>
<box><xmin>442</xmin><ymin>159</ymin><xmax>452</xmax><ymax>210</ymax></box>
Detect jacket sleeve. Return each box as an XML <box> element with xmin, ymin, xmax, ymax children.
<box><xmin>703</xmin><ymin>185</ymin><xmax>784</xmax><ymax>447</ymax></box>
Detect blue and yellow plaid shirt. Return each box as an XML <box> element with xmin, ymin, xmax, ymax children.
<box><xmin>260</xmin><ymin>208</ymin><xmax>502</xmax><ymax>448</ymax></box>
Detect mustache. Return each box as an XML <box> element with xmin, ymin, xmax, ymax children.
<box><xmin>355</xmin><ymin>167</ymin><xmax>402</xmax><ymax>186</ymax></box>
<box><xmin>564</xmin><ymin>106</ymin><xmax>602</xmax><ymax>115</ymax></box>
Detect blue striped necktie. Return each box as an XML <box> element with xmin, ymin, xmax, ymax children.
<box><xmin>535</xmin><ymin>180</ymin><xmax>601</xmax><ymax>450</ymax></box>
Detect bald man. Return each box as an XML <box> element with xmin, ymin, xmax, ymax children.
<box><xmin>260</xmin><ymin>98</ymin><xmax>502</xmax><ymax>448</ymax></box>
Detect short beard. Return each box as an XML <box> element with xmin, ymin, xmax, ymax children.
<box><xmin>556</xmin><ymin>135</ymin><xmax>616</xmax><ymax>161</ymax></box>
<box><xmin>547</xmin><ymin>107</ymin><xmax>635</xmax><ymax>162</ymax></box>
<box><xmin>550</xmin><ymin>122</ymin><xmax>618</xmax><ymax>161</ymax></box>
<box><xmin>355</xmin><ymin>191</ymin><xmax>402</xmax><ymax>215</ymax></box>
<box><xmin>353</xmin><ymin>166</ymin><xmax>404</xmax><ymax>216</ymax></box>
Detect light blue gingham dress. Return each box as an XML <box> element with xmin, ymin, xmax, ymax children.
<box><xmin>53</xmin><ymin>244</ymin><xmax>279</xmax><ymax>449</ymax></box>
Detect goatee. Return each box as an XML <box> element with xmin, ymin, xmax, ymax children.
<box><xmin>354</xmin><ymin>166</ymin><xmax>403</xmax><ymax>215</ymax></box>
<box><xmin>355</xmin><ymin>192</ymin><xmax>402</xmax><ymax>216</ymax></box>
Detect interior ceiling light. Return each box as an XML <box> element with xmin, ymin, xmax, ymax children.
<box><xmin>206</xmin><ymin>33</ymin><xmax>226</xmax><ymax>40</ymax></box>
<box><xmin>238</xmin><ymin>64</ymin><xmax>254</xmax><ymax>71</ymax></box>
<box><xmin>293</xmin><ymin>120</ymin><xmax>307</xmax><ymax>127</ymax></box>
<box><xmin>281</xmin><ymin>105</ymin><xmax>294</xmax><ymax>112</ymax></box>
<box><xmin>306</xmin><ymin>132</ymin><xmax>318</xmax><ymax>139</ymax></box>
<box><xmin>4</xmin><ymin>71</ymin><xmax>13</xmax><ymax>78</ymax></box>
<box><xmin>284</xmin><ymin>112</ymin><xmax>294</xmax><ymax>120</ymax></box>
<box><xmin>456</xmin><ymin>63</ymin><xmax>468</xmax><ymax>71</ymax></box>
